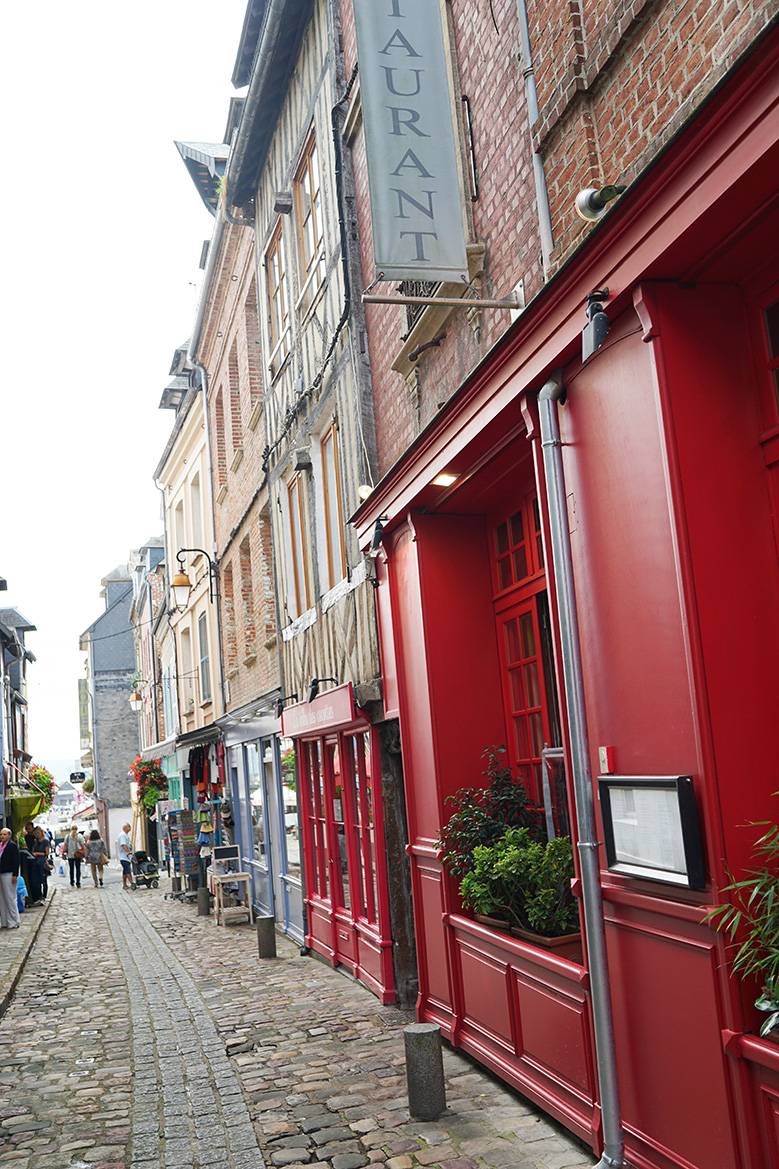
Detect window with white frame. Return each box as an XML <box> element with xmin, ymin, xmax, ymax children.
<box><xmin>174</xmin><ymin>500</ymin><xmax>185</xmax><ymax>559</ymax></box>
<box><xmin>295</xmin><ymin>130</ymin><xmax>325</xmax><ymax>313</ymax></box>
<box><xmin>266</xmin><ymin>221</ymin><xmax>290</xmax><ymax>376</ymax></box>
<box><xmin>190</xmin><ymin>474</ymin><xmax>203</xmax><ymax>548</ymax></box>
<box><xmin>180</xmin><ymin>628</ymin><xmax>195</xmax><ymax>712</ymax></box>
<box><xmin>197</xmin><ymin>612</ymin><xmax>212</xmax><ymax>703</ymax></box>
<box><xmin>162</xmin><ymin>663</ymin><xmax>175</xmax><ymax>734</ymax></box>
<box><xmin>321</xmin><ymin>421</ymin><xmax>345</xmax><ymax>589</ymax></box>
<box><xmin>287</xmin><ymin>473</ymin><xmax>310</xmax><ymax>617</ymax></box>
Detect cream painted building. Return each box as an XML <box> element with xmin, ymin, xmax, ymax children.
<box><xmin>155</xmin><ymin>344</ymin><xmax>224</xmax><ymax>809</ymax></box>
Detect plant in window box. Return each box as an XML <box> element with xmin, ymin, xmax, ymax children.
<box><xmin>458</xmin><ymin>828</ymin><xmax>580</xmax><ymax>957</ymax></box>
<box><xmin>436</xmin><ymin>746</ymin><xmax>544</xmax><ymax>929</ymax></box>
<box><xmin>705</xmin><ymin>819</ymin><xmax>779</xmax><ymax>1039</ymax></box>
<box><xmin>437</xmin><ymin>746</ymin><xmax>544</xmax><ymax>876</ymax></box>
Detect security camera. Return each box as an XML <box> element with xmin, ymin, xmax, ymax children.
<box><xmin>575</xmin><ymin>184</ymin><xmax>627</xmax><ymax>222</ymax></box>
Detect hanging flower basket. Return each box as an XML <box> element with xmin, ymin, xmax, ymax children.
<box><xmin>129</xmin><ymin>755</ymin><xmax>168</xmax><ymax>809</ymax></box>
<box><xmin>29</xmin><ymin>764</ymin><xmax>56</xmax><ymax>812</ymax></box>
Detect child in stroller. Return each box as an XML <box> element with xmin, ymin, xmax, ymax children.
<box><xmin>131</xmin><ymin>851</ymin><xmax>160</xmax><ymax>889</ymax></box>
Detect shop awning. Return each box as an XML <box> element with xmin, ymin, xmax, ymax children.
<box><xmin>175</xmin><ymin>723</ymin><xmax>222</xmax><ymax>748</ymax></box>
<box><xmin>139</xmin><ymin>736</ymin><xmax>177</xmax><ymax>762</ymax></box>
<box><xmin>6</xmin><ymin>793</ymin><xmax>44</xmax><ymax>834</ymax></box>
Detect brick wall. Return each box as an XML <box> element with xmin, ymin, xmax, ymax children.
<box><xmin>94</xmin><ymin>671</ymin><xmax>137</xmax><ymax>807</ymax></box>
<box><xmin>342</xmin><ymin>0</ymin><xmax>776</xmax><ymax>478</ymax></box>
<box><xmin>529</xmin><ymin>0</ymin><xmax>777</xmax><ymax>268</ymax></box>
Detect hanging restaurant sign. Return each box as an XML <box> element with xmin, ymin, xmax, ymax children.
<box><xmin>353</xmin><ymin>0</ymin><xmax>469</xmax><ymax>282</ymax></box>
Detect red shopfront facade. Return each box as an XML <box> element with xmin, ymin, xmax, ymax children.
<box><xmin>282</xmin><ymin>684</ymin><xmax>397</xmax><ymax>1003</ymax></box>
<box><xmin>354</xmin><ymin>33</ymin><xmax>779</xmax><ymax>1169</ymax></box>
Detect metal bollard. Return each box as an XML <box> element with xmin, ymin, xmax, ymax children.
<box><xmin>257</xmin><ymin>914</ymin><xmax>277</xmax><ymax>959</ymax></box>
<box><xmin>404</xmin><ymin>1023</ymin><xmax>446</xmax><ymax>1120</ymax></box>
<box><xmin>197</xmin><ymin>886</ymin><xmax>211</xmax><ymax>916</ymax></box>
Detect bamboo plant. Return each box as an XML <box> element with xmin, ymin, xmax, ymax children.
<box><xmin>706</xmin><ymin>820</ymin><xmax>779</xmax><ymax>1037</ymax></box>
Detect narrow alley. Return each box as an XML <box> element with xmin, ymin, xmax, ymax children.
<box><xmin>0</xmin><ymin>871</ymin><xmax>596</xmax><ymax>1169</ymax></box>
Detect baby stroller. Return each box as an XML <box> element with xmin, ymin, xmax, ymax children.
<box><xmin>131</xmin><ymin>851</ymin><xmax>160</xmax><ymax>889</ymax></box>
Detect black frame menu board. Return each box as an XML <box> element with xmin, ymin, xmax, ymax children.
<box><xmin>168</xmin><ymin>809</ymin><xmax>198</xmax><ymax>876</ymax></box>
<box><xmin>598</xmin><ymin>774</ymin><xmax>705</xmax><ymax>888</ymax></box>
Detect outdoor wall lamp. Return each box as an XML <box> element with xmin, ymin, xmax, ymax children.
<box><xmin>574</xmin><ymin>183</ymin><xmax>626</xmax><ymax>222</ymax></box>
<box><xmin>172</xmin><ymin>548</ymin><xmax>218</xmax><ymax>608</ymax></box>
<box><xmin>275</xmin><ymin>692</ymin><xmax>299</xmax><ymax>719</ymax></box>
<box><xmin>307</xmin><ymin>676</ymin><xmax>339</xmax><ymax>704</ymax></box>
<box><xmin>129</xmin><ymin>691</ymin><xmax>143</xmax><ymax>712</ymax></box>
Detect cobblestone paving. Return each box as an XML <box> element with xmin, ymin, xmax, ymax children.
<box><xmin>0</xmin><ymin>876</ymin><xmax>596</xmax><ymax>1169</ymax></box>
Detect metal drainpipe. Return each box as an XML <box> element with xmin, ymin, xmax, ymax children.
<box><xmin>515</xmin><ymin>0</ymin><xmax>554</xmax><ymax>279</ymax></box>
<box><xmin>537</xmin><ymin>372</ymin><xmax>624</xmax><ymax>1169</ymax></box>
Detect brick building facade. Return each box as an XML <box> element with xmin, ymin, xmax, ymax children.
<box><xmin>348</xmin><ymin>1</ymin><xmax>779</xmax><ymax>1167</ymax></box>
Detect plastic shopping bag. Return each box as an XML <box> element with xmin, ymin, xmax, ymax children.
<box><xmin>59</xmin><ymin>861</ymin><xmax>65</xmax><ymax>876</ymax></box>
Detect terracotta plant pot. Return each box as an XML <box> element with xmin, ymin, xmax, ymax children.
<box><xmin>510</xmin><ymin>925</ymin><xmax>584</xmax><ymax>964</ymax></box>
<box><xmin>474</xmin><ymin>912</ymin><xmax>511</xmax><ymax>931</ymax></box>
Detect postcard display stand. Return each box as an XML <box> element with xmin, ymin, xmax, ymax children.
<box><xmin>168</xmin><ymin>809</ymin><xmax>199</xmax><ymax>877</ymax></box>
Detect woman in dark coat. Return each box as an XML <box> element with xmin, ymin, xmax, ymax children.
<box><xmin>0</xmin><ymin>827</ymin><xmax>21</xmax><ymax>928</ymax></box>
<box><xmin>32</xmin><ymin>827</ymin><xmax>50</xmax><ymax>901</ymax></box>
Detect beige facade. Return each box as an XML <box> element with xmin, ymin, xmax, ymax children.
<box><xmin>155</xmin><ymin>353</ymin><xmax>223</xmax><ymax>736</ymax></box>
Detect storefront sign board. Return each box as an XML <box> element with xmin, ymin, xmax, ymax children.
<box><xmin>353</xmin><ymin>0</ymin><xmax>468</xmax><ymax>281</ymax></box>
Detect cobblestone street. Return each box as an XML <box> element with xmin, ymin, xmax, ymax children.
<box><xmin>0</xmin><ymin>873</ymin><xmax>595</xmax><ymax>1169</ymax></box>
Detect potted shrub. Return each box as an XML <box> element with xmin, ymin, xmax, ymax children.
<box><xmin>459</xmin><ymin>827</ymin><xmax>581</xmax><ymax>959</ymax></box>
<box><xmin>706</xmin><ymin>819</ymin><xmax>779</xmax><ymax>1039</ymax></box>
<box><xmin>437</xmin><ymin>746</ymin><xmax>544</xmax><ymax>884</ymax></box>
<box><xmin>437</xmin><ymin>747</ymin><xmax>582</xmax><ymax>955</ymax></box>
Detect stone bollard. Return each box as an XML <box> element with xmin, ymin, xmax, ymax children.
<box><xmin>197</xmin><ymin>886</ymin><xmax>211</xmax><ymax>916</ymax></box>
<box><xmin>404</xmin><ymin>1023</ymin><xmax>446</xmax><ymax>1120</ymax></box>
<box><xmin>257</xmin><ymin>914</ymin><xmax>277</xmax><ymax>959</ymax></box>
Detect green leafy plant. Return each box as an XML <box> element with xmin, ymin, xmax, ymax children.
<box><xmin>29</xmin><ymin>764</ymin><xmax>56</xmax><ymax>812</ymax></box>
<box><xmin>705</xmin><ymin>820</ymin><xmax>779</xmax><ymax>1037</ymax></box>
<box><xmin>437</xmin><ymin>746</ymin><xmax>543</xmax><ymax>880</ymax></box>
<box><xmin>82</xmin><ymin>776</ymin><xmax>95</xmax><ymax>794</ymax></box>
<box><xmin>459</xmin><ymin>827</ymin><xmax>578</xmax><ymax>937</ymax></box>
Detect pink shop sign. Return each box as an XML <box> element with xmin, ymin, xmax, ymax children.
<box><xmin>282</xmin><ymin>684</ymin><xmax>357</xmax><ymax>737</ymax></box>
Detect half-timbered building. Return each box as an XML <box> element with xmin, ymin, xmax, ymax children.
<box><xmin>223</xmin><ymin>0</ymin><xmax>416</xmax><ymax>1004</ymax></box>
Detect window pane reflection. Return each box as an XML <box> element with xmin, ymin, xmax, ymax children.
<box><xmin>245</xmin><ymin>743</ymin><xmax>266</xmax><ymax>865</ymax></box>
<box><xmin>279</xmin><ymin>737</ymin><xmax>300</xmax><ymax>880</ymax></box>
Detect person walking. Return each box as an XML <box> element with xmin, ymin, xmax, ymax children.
<box><xmin>117</xmin><ymin>823</ymin><xmax>135</xmax><ymax>890</ymax></box>
<box><xmin>32</xmin><ymin>827</ymin><xmax>51</xmax><ymax>900</ymax></box>
<box><xmin>0</xmin><ymin>827</ymin><xmax>21</xmax><ymax>929</ymax></box>
<box><xmin>84</xmin><ymin>829</ymin><xmax>108</xmax><ymax>887</ymax></box>
<box><xmin>62</xmin><ymin>826</ymin><xmax>86</xmax><ymax>888</ymax></box>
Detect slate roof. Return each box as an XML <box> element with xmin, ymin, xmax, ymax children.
<box><xmin>226</xmin><ymin>0</ymin><xmax>316</xmax><ymax>210</ymax></box>
<box><xmin>160</xmin><ymin>375</ymin><xmax>191</xmax><ymax>411</ymax></box>
<box><xmin>174</xmin><ymin>141</ymin><xmax>229</xmax><ymax>215</ymax></box>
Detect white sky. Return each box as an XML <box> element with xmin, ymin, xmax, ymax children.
<box><xmin>1</xmin><ymin>1</ymin><xmax>248</xmax><ymax>781</ymax></box>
